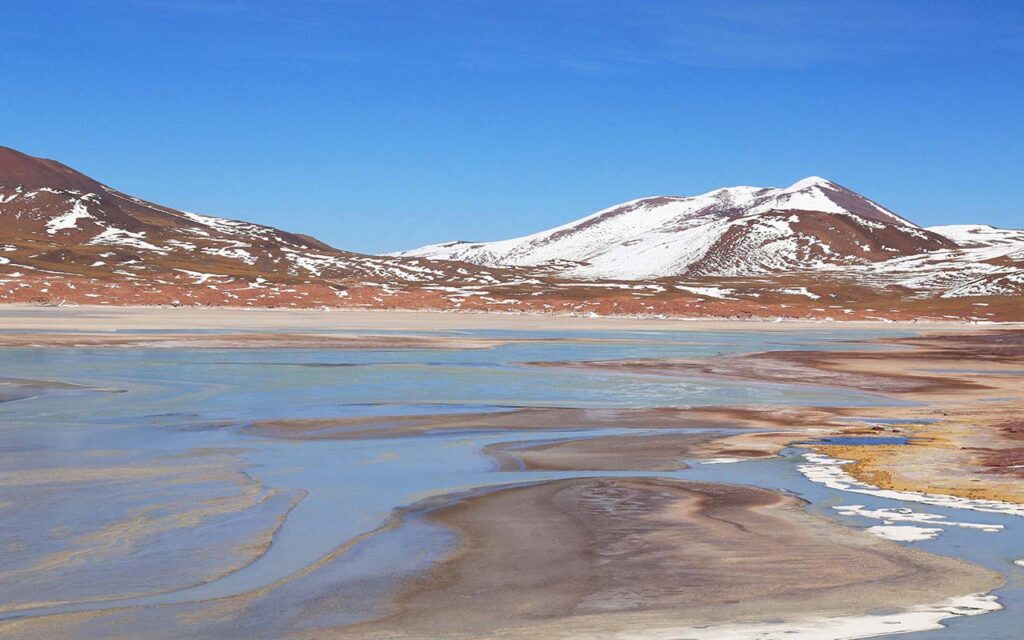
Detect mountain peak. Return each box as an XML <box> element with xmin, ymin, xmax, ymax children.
<box><xmin>0</xmin><ymin>146</ymin><xmax>103</xmax><ymax>192</ymax></box>
<box><xmin>785</xmin><ymin>176</ymin><xmax>836</xmax><ymax>192</ymax></box>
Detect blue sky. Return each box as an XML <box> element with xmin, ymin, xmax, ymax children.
<box><xmin>2</xmin><ymin>1</ymin><xmax>1022</xmax><ymax>252</ymax></box>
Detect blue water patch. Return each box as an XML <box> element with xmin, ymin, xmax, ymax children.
<box><xmin>841</xmin><ymin>417</ymin><xmax>937</xmax><ymax>425</ymax></box>
<box><xmin>802</xmin><ymin>436</ymin><xmax>911</xmax><ymax>446</ymax></box>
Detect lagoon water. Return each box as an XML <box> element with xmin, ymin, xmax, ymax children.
<box><xmin>0</xmin><ymin>328</ymin><xmax>1021</xmax><ymax>637</ymax></box>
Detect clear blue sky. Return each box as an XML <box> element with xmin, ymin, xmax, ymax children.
<box><xmin>2</xmin><ymin>1</ymin><xmax>1022</xmax><ymax>252</ymax></box>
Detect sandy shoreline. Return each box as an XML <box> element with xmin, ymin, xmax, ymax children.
<box><xmin>1</xmin><ymin>304</ymin><xmax>1020</xmax><ymax>334</ymax></box>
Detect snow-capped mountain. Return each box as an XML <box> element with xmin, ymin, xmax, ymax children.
<box><xmin>395</xmin><ymin>177</ymin><xmax>957</xmax><ymax>279</ymax></box>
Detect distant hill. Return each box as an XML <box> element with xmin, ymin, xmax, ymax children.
<box><xmin>394</xmin><ymin>177</ymin><xmax>957</xmax><ymax>278</ymax></box>
<box><xmin>1</xmin><ymin>146</ymin><xmax>1021</xmax><ymax>320</ymax></box>
<box><xmin>0</xmin><ymin>145</ymin><xmax>516</xmax><ymax>308</ymax></box>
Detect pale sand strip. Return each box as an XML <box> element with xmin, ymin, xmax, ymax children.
<box><xmin>0</xmin><ymin>305</ymin><xmax>1018</xmax><ymax>333</ymax></box>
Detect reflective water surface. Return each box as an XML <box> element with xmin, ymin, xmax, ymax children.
<box><xmin>0</xmin><ymin>327</ymin><xmax>1020</xmax><ymax>638</ymax></box>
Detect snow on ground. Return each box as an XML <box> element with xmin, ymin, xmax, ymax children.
<box><xmin>89</xmin><ymin>227</ymin><xmax>166</xmax><ymax>252</ymax></box>
<box><xmin>839</xmin><ymin>243</ymin><xmax>1024</xmax><ymax>298</ymax></box>
<box><xmin>202</xmin><ymin>245</ymin><xmax>257</xmax><ymax>265</ymax></box>
<box><xmin>173</xmin><ymin>269</ymin><xmax>221</xmax><ymax>285</ymax></box>
<box><xmin>46</xmin><ymin>196</ymin><xmax>96</xmax><ymax>234</ymax></box>
<box><xmin>5</xmin><ymin>178</ymin><xmax>1021</xmax><ymax>305</ymax></box>
<box><xmin>675</xmin><ymin>285</ymin><xmax>736</xmax><ymax>299</ymax></box>
<box><xmin>775</xmin><ymin>287</ymin><xmax>820</xmax><ymax>299</ymax></box>
<box><xmin>928</xmin><ymin>224</ymin><xmax>1024</xmax><ymax>248</ymax></box>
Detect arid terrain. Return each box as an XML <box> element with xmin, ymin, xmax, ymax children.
<box><xmin>2</xmin><ymin>146</ymin><xmax>1022</xmax><ymax>320</ymax></box>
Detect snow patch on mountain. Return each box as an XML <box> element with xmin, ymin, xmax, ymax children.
<box><xmin>928</xmin><ymin>224</ymin><xmax>1024</xmax><ymax>250</ymax></box>
<box><xmin>89</xmin><ymin>227</ymin><xmax>165</xmax><ymax>252</ymax></box>
<box><xmin>395</xmin><ymin>177</ymin><xmax>937</xmax><ymax>280</ymax></box>
<box><xmin>46</xmin><ymin>195</ymin><xmax>97</xmax><ymax>234</ymax></box>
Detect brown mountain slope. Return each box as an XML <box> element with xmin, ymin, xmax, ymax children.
<box><xmin>0</xmin><ymin>146</ymin><xmax>538</xmax><ymax>308</ymax></box>
<box><xmin>0</xmin><ymin>146</ymin><xmax>1020</xmax><ymax>320</ymax></box>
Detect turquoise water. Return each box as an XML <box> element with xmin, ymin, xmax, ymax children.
<box><xmin>0</xmin><ymin>327</ymin><xmax>1019</xmax><ymax>638</ymax></box>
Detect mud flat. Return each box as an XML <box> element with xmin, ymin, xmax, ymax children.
<box><xmin>783</xmin><ymin>331</ymin><xmax>1024</xmax><ymax>503</ymax></box>
<box><xmin>324</xmin><ymin>477</ymin><xmax>1001</xmax><ymax>639</ymax></box>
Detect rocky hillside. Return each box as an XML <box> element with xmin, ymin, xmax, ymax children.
<box><xmin>0</xmin><ymin>146</ymin><xmax>534</xmax><ymax>308</ymax></box>
<box><xmin>1</xmin><ymin>146</ymin><xmax>1020</xmax><ymax>321</ymax></box>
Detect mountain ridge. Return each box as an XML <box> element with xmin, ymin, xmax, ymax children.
<box><xmin>0</xmin><ymin>146</ymin><xmax>1021</xmax><ymax>321</ymax></box>
<box><xmin>394</xmin><ymin>177</ymin><xmax>957</xmax><ymax>279</ymax></box>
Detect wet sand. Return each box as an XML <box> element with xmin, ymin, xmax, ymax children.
<box><xmin>484</xmin><ymin>432</ymin><xmax>724</xmax><ymax>471</ymax></box>
<box><xmin>0</xmin><ymin>305</ymin><xmax>986</xmax><ymax>351</ymax></box>
<box><xmin>248</xmin><ymin>404</ymin><xmax>861</xmax><ymax>466</ymax></box>
<box><xmin>248</xmin><ymin>407</ymin><xmax>814</xmax><ymax>471</ymax></box>
<box><xmin>324</xmin><ymin>477</ymin><xmax>1001</xmax><ymax>639</ymax></box>
<box><xmin>539</xmin><ymin>330</ymin><xmax>1023</xmax><ymax>400</ymax></box>
<box><xmin>248</xmin><ymin>407</ymin><xmax>725</xmax><ymax>441</ymax></box>
<box><xmin>0</xmin><ymin>377</ymin><xmax>123</xmax><ymax>403</ymax></box>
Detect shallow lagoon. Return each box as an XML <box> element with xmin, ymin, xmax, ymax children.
<box><xmin>0</xmin><ymin>328</ymin><xmax>1020</xmax><ymax>637</ymax></box>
